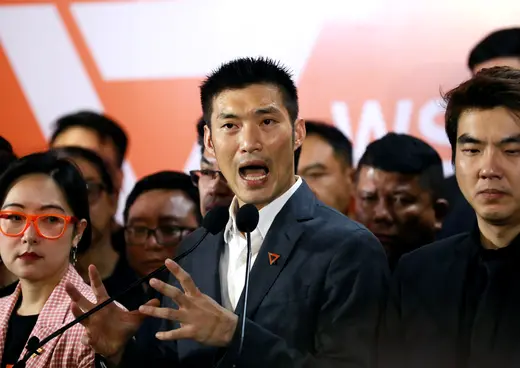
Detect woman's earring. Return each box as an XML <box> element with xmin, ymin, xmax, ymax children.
<box><xmin>70</xmin><ymin>246</ymin><xmax>78</xmax><ymax>266</ymax></box>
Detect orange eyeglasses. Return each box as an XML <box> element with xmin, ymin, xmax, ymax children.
<box><xmin>0</xmin><ymin>211</ymin><xmax>78</xmax><ymax>240</ymax></box>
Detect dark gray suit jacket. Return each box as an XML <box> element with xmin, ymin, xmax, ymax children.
<box><xmin>124</xmin><ymin>182</ymin><xmax>389</xmax><ymax>368</ymax></box>
<box><xmin>379</xmin><ymin>229</ymin><xmax>520</xmax><ymax>368</ymax></box>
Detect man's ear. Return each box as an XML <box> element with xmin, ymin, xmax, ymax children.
<box><xmin>294</xmin><ymin>118</ymin><xmax>306</xmax><ymax>149</ymax></box>
<box><xmin>204</xmin><ymin>124</ymin><xmax>215</xmax><ymax>157</ymax></box>
<box><xmin>433</xmin><ymin>198</ymin><xmax>449</xmax><ymax>231</ymax></box>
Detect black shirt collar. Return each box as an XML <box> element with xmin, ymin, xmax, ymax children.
<box><xmin>468</xmin><ymin>222</ymin><xmax>520</xmax><ymax>262</ymax></box>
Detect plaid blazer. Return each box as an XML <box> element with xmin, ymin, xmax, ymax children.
<box><xmin>0</xmin><ymin>265</ymin><xmax>96</xmax><ymax>367</ymax></box>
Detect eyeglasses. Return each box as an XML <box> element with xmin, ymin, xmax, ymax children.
<box><xmin>124</xmin><ymin>225</ymin><xmax>196</xmax><ymax>246</ymax></box>
<box><xmin>0</xmin><ymin>211</ymin><xmax>78</xmax><ymax>239</ymax></box>
<box><xmin>189</xmin><ymin>169</ymin><xmax>227</xmax><ymax>187</ymax></box>
<box><xmin>86</xmin><ymin>182</ymin><xmax>107</xmax><ymax>205</ymax></box>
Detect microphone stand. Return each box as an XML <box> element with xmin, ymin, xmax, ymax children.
<box><xmin>233</xmin><ymin>203</ymin><xmax>259</xmax><ymax>366</ymax></box>
<box><xmin>237</xmin><ymin>231</ymin><xmax>252</xmax><ymax>357</ymax></box>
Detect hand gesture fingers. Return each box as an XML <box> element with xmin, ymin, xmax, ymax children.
<box><xmin>165</xmin><ymin>259</ymin><xmax>200</xmax><ymax>296</ymax></box>
<box><xmin>65</xmin><ymin>282</ymin><xmax>95</xmax><ymax>316</ymax></box>
<box><xmin>88</xmin><ymin>264</ymin><xmax>110</xmax><ymax>302</ymax></box>
<box><xmin>148</xmin><ymin>277</ymin><xmax>191</xmax><ymax>307</ymax></box>
<box><xmin>141</xmin><ymin>260</ymin><xmax>238</xmax><ymax>347</ymax></box>
<box><xmin>139</xmin><ymin>304</ymin><xmax>185</xmax><ymax>322</ymax></box>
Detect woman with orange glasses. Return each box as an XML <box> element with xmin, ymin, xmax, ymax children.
<box><xmin>0</xmin><ymin>151</ymin><xmax>96</xmax><ymax>367</ymax></box>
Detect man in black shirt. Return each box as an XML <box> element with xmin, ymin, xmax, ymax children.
<box><xmin>439</xmin><ymin>27</ymin><xmax>520</xmax><ymax>239</ymax></box>
<box><xmin>380</xmin><ymin>66</ymin><xmax>520</xmax><ymax>368</ymax></box>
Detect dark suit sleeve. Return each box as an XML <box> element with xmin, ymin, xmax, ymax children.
<box><xmin>117</xmin><ymin>317</ymin><xmax>180</xmax><ymax>368</ymax></box>
<box><xmin>377</xmin><ymin>261</ymin><xmax>404</xmax><ymax>368</ymax></box>
<box><xmin>117</xmin><ymin>285</ymin><xmax>181</xmax><ymax>367</ymax></box>
<box><xmin>217</xmin><ymin>229</ymin><xmax>390</xmax><ymax>368</ymax></box>
<box><xmin>117</xmin><ymin>229</ymin><xmax>210</xmax><ymax>367</ymax></box>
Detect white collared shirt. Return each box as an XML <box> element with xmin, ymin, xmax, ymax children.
<box><xmin>219</xmin><ymin>176</ymin><xmax>303</xmax><ymax>311</ymax></box>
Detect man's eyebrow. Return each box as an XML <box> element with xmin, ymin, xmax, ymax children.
<box><xmin>217</xmin><ymin>112</ymin><xmax>239</xmax><ymax>120</ymax></box>
<box><xmin>253</xmin><ymin>106</ymin><xmax>283</xmax><ymax>116</ymax></box>
<box><xmin>499</xmin><ymin>134</ymin><xmax>520</xmax><ymax>144</ymax></box>
<box><xmin>457</xmin><ymin>134</ymin><xmax>482</xmax><ymax>145</ymax></box>
<box><xmin>201</xmin><ymin>155</ymin><xmax>211</xmax><ymax>165</ymax></box>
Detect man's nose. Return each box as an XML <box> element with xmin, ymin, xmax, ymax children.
<box><xmin>479</xmin><ymin>149</ymin><xmax>504</xmax><ymax>180</ymax></box>
<box><xmin>373</xmin><ymin>199</ymin><xmax>393</xmax><ymax>223</ymax></box>
<box><xmin>239</xmin><ymin>124</ymin><xmax>262</xmax><ymax>153</ymax></box>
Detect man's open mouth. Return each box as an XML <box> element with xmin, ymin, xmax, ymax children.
<box><xmin>239</xmin><ymin>162</ymin><xmax>270</xmax><ymax>181</ymax></box>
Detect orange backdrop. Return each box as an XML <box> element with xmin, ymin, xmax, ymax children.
<box><xmin>1</xmin><ymin>0</ymin><xmax>519</xmax><ymax>183</ymax></box>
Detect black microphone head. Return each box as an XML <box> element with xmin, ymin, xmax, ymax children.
<box><xmin>202</xmin><ymin>206</ymin><xmax>230</xmax><ymax>234</ymax></box>
<box><xmin>26</xmin><ymin>336</ymin><xmax>40</xmax><ymax>352</ymax></box>
<box><xmin>12</xmin><ymin>362</ymin><xmax>25</xmax><ymax>368</ymax></box>
<box><xmin>236</xmin><ymin>203</ymin><xmax>259</xmax><ymax>233</ymax></box>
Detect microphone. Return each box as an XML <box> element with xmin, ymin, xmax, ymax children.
<box><xmin>13</xmin><ymin>206</ymin><xmax>229</xmax><ymax>368</ymax></box>
<box><xmin>235</xmin><ymin>203</ymin><xmax>260</xmax><ymax>359</ymax></box>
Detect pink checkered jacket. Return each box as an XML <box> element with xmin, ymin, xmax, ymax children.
<box><xmin>0</xmin><ymin>265</ymin><xmax>97</xmax><ymax>367</ymax></box>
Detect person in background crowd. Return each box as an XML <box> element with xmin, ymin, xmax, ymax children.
<box><xmin>52</xmin><ymin>147</ymin><xmax>131</xmax><ymax>302</ymax></box>
<box><xmin>49</xmin><ymin>110</ymin><xmax>129</xmax><ymax>250</ymax></box>
<box><xmin>50</xmin><ymin>111</ymin><xmax>128</xmax><ymax>195</ymax></box>
<box><xmin>65</xmin><ymin>56</ymin><xmax>389</xmax><ymax>368</ymax></box>
<box><xmin>354</xmin><ymin>133</ymin><xmax>448</xmax><ymax>270</ymax></box>
<box><xmin>381</xmin><ymin>66</ymin><xmax>520</xmax><ymax>368</ymax></box>
<box><xmin>0</xmin><ymin>152</ymin><xmax>96</xmax><ymax>367</ymax></box>
<box><xmin>298</xmin><ymin>120</ymin><xmax>354</xmax><ymax>216</ymax></box>
<box><xmin>190</xmin><ymin>117</ymin><xmax>234</xmax><ymax>217</ymax></box>
<box><xmin>468</xmin><ymin>27</ymin><xmax>520</xmax><ymax>74</ymax></box>
<box><xmin>0</xmin><ymin>136</ymin><xmax>15</xmax><ymax>171</ymax></box>
<box><xmin>441</xmin><ymin>27</ymin><xmax>520</xmax><ymax>239</ymax></box>
<box><xmin>121</xmin><ymin>171</ymin><xmax>200</xmax><ymax>311</ymax></box>
<box><xmin>0</xmin><ymin>136</ymin><xmax>18</xmax><ymax>298</ymax></box>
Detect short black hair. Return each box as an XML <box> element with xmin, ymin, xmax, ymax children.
<box><xmin>0</xmin><ymin>136</ymin><xmax>16</xmax><ymax>175</ymax></box>
<box><xmin>123</xmin><ymin>171</ymin><xmax>202</xmax><ymax>224</ymax></box>
<box><xmin>356</xmin><ymin>133</ymin><xmax>444</xmax><ymax>200</ymax></box>
<box><xmin>443</xmin><ymin>66</ymin><xmax>520</xmax><ymax>163</ymax></box>
<box><xmin>51</xmin><ymin>146</ymin><xmax>114</xmax><ymax>195</ymax></box>
<box><xmin>305</xmin><ymin>120</ymin><xmax>353</xmax><ymax>166</ymax></box>
<box><xmin>468</xmin><ymin>28</ymin><xmax>520</xmax><ymax>71</ymax></box>
<box><xmin>200</xmin><ymin>57</ymin><xmax>298</xmax><ymax>126</ymax></box>
<box><xmin>50</xmin><ymin>110</ymin><xmax>128</xmax><ymax>167</ymax></box>
<box><xmin>0</xmin><ymin>151</ymin><xmax>92</xmax><ymax>255</ymax></box>
<box><xmin>196</xmin><ymin>116</ymin><xmax>206</xmax><ymax>156</ymax></box>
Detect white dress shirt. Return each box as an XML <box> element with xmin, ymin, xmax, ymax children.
<box><xmin>219</xmin><ymin>176</ymin><xmax>303</xmax><ymax>311</ymax></box>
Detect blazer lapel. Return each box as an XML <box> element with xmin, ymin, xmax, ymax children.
<box><xmin>234</xmin><ymin>182</ymin><xmax>315</xmax><ymax>318</ymax></box>
<box><xmin>20</xmin><ymin>265</ymin><xmax>79</xmax><ymax>366</ymax></box>
<box><xmin>191</xmin><ymin>231</ymin><xmax>225</xmax><ymax>305</ymax></box>
<box><xmin>429</xmin><ymin>236</ymin><xmax>473</xmax><ymax>339</ymax></box>
<box><xmin>0</xmin><ymin>284</ymin><xmax>21</xmax><ymax>360</ymax></box>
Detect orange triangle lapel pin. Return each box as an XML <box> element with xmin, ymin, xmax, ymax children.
<box><xmin>268</xmin><ymin>252</ymin><xmax>280</xmax><ymax>266</ymax></box>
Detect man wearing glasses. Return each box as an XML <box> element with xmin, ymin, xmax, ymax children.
<box><xmin>122</xmin><ymin>171</ymin><xmax>201</xmax><ymax>311</ymax></box>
